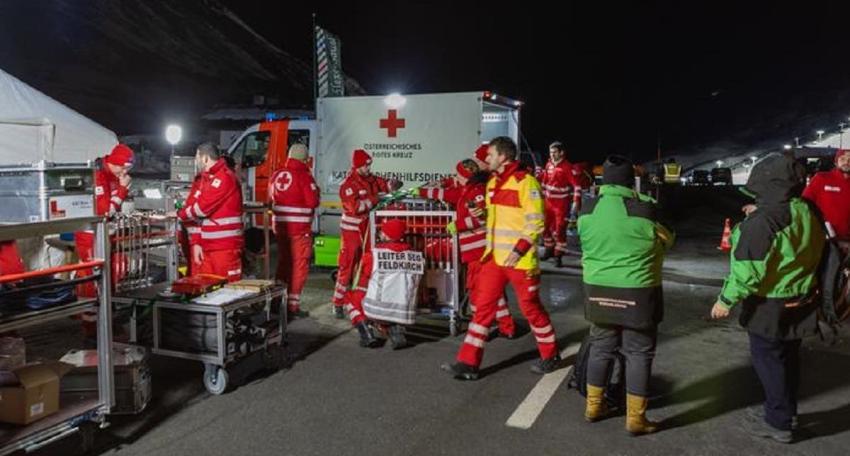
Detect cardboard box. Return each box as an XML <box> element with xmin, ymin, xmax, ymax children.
<box><xmin>0</xmin><ymin>362</ymin><xmax>72</xmax><ymax>425</ymax></box>
<box><xmin>0</xmin><ymin>337</ymin><xmax>25</xmax><ymax>371</ymax></box>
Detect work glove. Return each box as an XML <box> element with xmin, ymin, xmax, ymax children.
<box><xmin>445</xmin><ymin>221</ymin><xmax>457</xmax><ymax>236</ymax></box>
<box><xmin>406</xmin><ymin>186</ymin><xmax>421</xmax><ymax>197</ymax></box>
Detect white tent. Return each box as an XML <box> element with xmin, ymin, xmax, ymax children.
<box><xmin>0</xmin><ymin>68</ymin><xmax>117</xmax><ymax>164</ymax></box>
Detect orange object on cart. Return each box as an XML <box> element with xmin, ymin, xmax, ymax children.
<box><xmin>170</xmin><ymin>274</ymin><xmax>227</xmax><ymax>296</ymax></box>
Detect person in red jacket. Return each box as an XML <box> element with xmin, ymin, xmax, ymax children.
<box><xmin>269</xmin><ymin>143</ymin><xmax>320</xmax><ymax>318</ymax></box>
<box><xmin>419</xmin><ymin>159</ymin><xmax>517</xmax><ymax>338</ymax></box>
<box><xmin>332</xmin><ymin>149</ymin><xmax>392</xmax><ymax>318</ymax></box>
<box><xmin>175</xmin><ymin>142</ymin><xmax>244</xmax><ymax>282</ymax></box>
<box><xmin>343</xmin><ymin>218</ymin><xmax>418</xmax><ymax>349</ymax></box>
<box><xmin>74</xmin><ymin>144</ymin><xmax>134</xmax><ymax>298</ymax></box>
<box><xmin>178</xmin><ymin>173</ymin><xmax>204</xmax><ymax>276</ymax></box>
<box><xmin>539</xmin><ymin>141</ymin><xmax>582</xmax><ymax>265</ymax></box>
<box><xmin>803</xmin><ymin>149</ymin><xmax>850</xmax><ymax>248</ymax></box>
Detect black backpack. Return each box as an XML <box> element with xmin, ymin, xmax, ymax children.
<box><xmin>818</xmin><ymin>239</ymin><xmax>850</xmax><ymax>329</ymax></box>
<box><xmin>567</xmin><ymin>332</ymin><xmax>626</xmax><ymax>407</ymax></box>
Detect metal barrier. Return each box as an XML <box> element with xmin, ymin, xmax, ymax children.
<box><xmin>111</xmin><ymin>213</ymin><xmax>178</xmax><ymax>293</ymax></box>
<box><xmin>369</xmin><ymin>198</ymin><xmax>464</xmax><ymax>335</ymax></box>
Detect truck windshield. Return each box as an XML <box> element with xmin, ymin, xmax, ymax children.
<box><xmin>230</xmin><ymin>131</ymin><xmax>271</xmax><ymax>168</ymax></box>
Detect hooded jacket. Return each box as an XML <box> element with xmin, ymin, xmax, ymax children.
<box><xmin>718</xmin><ymin>153</ymin><xmax>825</xmax><ymax>340</ymax></box>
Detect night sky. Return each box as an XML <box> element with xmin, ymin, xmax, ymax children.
<box><xmin>223</xmin><ymin>1</ymin><xmax>850</xmax><ymax>162</ymax></box>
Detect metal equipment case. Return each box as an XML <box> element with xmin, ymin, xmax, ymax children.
<box><xmin>0</xmin><ymin>161</ymin><xmax>95</xmax><ymax>223</ymax></box>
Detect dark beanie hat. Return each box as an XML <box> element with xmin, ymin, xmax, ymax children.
<box><xmin>602</xmin><ymin>155</ymin><xmax>634</xmax><ymax>187</ymax></box>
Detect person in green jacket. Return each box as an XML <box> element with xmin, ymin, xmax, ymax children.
<box><xmin>578</xmin><ymin>155</ymin><xmax>674</xmax><ymax>435</ymax></box>
<box><xmin>710</xmin><ymin>152</ymin><xmax>824</xmax><ymax>444</ymax></box>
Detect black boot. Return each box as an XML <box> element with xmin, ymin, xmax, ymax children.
<box><xmin>333</xmin><ymin>305</ymin><xmax>346</xmax><ymax>319</ymax></box>
<box><xmin>441</xmin><ymin>362</ymin><xmax>480</xmax><ymax>381</ymax></box>
<box><xmin>388</xmin><ymin>324</ymin><xmax>408</xmax><ymax>350</ymax></box>
<box><xmin>554</xmin><ymin>255</ymin><xmax>563</xmax><ymax>268</ymax></box>
<box><xmin>356</xmin><ymin>323</ymin><xmax>381</xmax><ymax>348</ymax></box>
<box><xmin>530</xmin><ymin>354</ymin><xmax>562</xmax><ymax>374</ymax></box>
<box><xmin>287</xmin><ymin>306</ymin><xmax>310</xmax><ymax>320</ymax></box>
<box><xmin>541</xmin><ymin>247</ymin><xmax>554</xmax><ymax>260</ymax></box>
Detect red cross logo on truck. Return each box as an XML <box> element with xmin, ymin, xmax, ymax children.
<box><xmin>379</xmin><ymin>110</ymin><xmax>406</xmax><ymax>138</ymax></box>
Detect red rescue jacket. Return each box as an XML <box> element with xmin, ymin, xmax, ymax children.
<box><xmin>269</xmin><ymin>159</ymin><xmax>320</xmax><ymax>236</ymax></box>
<box><xmin>339</xmin><ymin>171</ymin><xmax>390</xmax><ymax>234</ymax></box>
<box><xmin>540</xmin><ymin>159</ymin><xmax>580</xmax><ymax>207</ymax></box>
<box><xmin>420</xmin><ymin>172</ymin><xmax>488</xmax><ymax>263</ymax></box>
<box><xmin>803</xmin><ymin>168</ymin><xmax>850</xmax><ymax>240</ymax></box>
<box><xmin>94</xmin><ymin>160</ymin><xmax>129</xmax><ymax>216</ymax></box>
<box><xmin>178</xmin><ymin>159</ymin><xmax>244</xmax><ymax>251</ymax></box>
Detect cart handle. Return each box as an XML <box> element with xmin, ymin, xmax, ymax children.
<box><xmin>0</xmin><ymin>260</ymin><xmax>104</xmax><ymax>284</ymax></box>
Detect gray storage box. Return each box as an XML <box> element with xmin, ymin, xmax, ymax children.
<box><xmin>0</xmin><ymin>161</ymin><xmax>95</xmax><ymax>223</ymax></box>
<box><xmin>170</xmin><ymin>156</ymin><xmax>196</xmax><ymax>182</ymax></box>
<box><xmin>59</xmin><ymin>343</ymin><xmax>151</xmax><ymax>415</ymax></box>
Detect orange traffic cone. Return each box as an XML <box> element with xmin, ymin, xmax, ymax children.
<box><xmin>717</xmin><ymin>218</ymin><xmax>732</xmax><ymax>252</ymax></box>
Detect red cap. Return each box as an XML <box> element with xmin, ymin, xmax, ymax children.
<box><xmin>474</xmin><ymin>144</ymin><xmax>489</xmax><ymax>162</ymax></box>
<box><xmin>352</xmin><ymin>149</ymin><xmax>372</xmax><ymax>168</ymax></box>
<box><xmin>455</xmin><ymin>161</ymin><xmax>473</xmax><ymax>179</ymax></box>
<box><xmin>106</xmin><ymin>144</ymin><xmax>134</xmax><ymax>167</ymax></box>
<box><xmin>380</xmin><ymin>219</ymin><xmax>407</xmax><ymax>241</ymax></box>
<box><xmin>836</xmin><ymin>149</ymin><xmax>849</xmax><ymax>161</ymax></box>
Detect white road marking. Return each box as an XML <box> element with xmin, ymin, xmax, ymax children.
<box><xmin>505</xmin><ymin>343</ymin><xmax>581</xmax><ymax>430</ymax></box>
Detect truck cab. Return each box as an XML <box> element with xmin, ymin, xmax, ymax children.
<box><xmin>226</xmin><ymin>118</ymin><xmax>318</xmax><ymax>207</ymax></box>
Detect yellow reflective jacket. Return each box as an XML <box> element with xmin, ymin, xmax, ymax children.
<box><xmin>482</xmin><ymin>162</ymin><xmax>545</xmax><ymax>270</ymax></box>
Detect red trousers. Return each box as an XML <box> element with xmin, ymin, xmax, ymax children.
<box><xmin>74</xmin><ymin>231</ymin><xmax>126</xmax><ymax>298</ymax></box>
<box><xmin>197</xmin><ymin>248</ymin><xmax>242</xmax><ymax>282</ymax></box>
<box><xmin>457</xmin><ymin>260</ymin><xmax>558</xmax><ymax>367</ymax></box>
<box><xmin>344</xmin><ymin>289</ymin><xmax>368</xmax><ymax>326</ymax></box>
<box><xmin>543</xmin><ymin>198</ymin><xmax>569</xmax><ymax>255</ymax></box>
<box><xmin>333</xmin><ymin>229</ymin><xmax>364</xmax><ymax>306</ymax></box>
<box><xmin>276</xmin><ymin>231</ymin><xmax>312</xmax><ymax>311</ymax></box>
<box><xmin>467</xmin><ymin>260</ymin><xmax>515</xmax><ymax>336</ymax></box>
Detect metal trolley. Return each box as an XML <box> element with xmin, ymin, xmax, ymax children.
<box><xmin>110</xmin><ymin>212</ymin><xmax>286</xmax><ymax>395</ymax></box>
<box><xmin>369</xmin><ymin>198</ymin><xmax>464</xmax><ymax>336</ymax></box>
<box><xmin>0</xmin><ymin>217</ymin><xmax>114</xmax><ymax>456</ymax></box>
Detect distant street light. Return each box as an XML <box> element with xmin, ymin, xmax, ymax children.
<box><xmin>816</xmin><ymin>130</ymin><xmax>825</xmax><ymax>141</ymax></box>
<box><xmin>783</xmin><ymin>144</ymin><xmax>792</xmax><ymax>151</ymax></box>
<box><xmin>165</xmin><ymin>124</ymin><xmax>182</xmax><ymax>157</ymax></box>
<box><xmin>751</xmin><ymin>155</ymin><xmax>759</xmax><ymax>161</ymax></box>
<box><xmin>716</xmin><ymin>160</ymin><xmax>723</xmax><ymax>167</ymax></box>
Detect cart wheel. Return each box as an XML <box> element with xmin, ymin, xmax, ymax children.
<box><xmin>79</xmin><ymin>422</ymin><xmax>97</xmax><ymax>453</ymax></box>
<box><xmin>203</xmin><ymin>364</ymin><xmax>230</xmax><ymax>395</ymax></box>
<box><xmin>263</xmin><ymin>343</ymin><xmax>286</xmax><ymax>371</ymax></box>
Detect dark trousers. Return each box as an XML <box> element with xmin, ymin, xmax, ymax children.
<box><xmin>748</xmin><ymin>332</ymin><xmax>801</xmax><ymax>431</ymax></box>
<box><xmin>587</xmin><ymin>323</ymin><xmax>657</xmax><ymax>396</ymax></box>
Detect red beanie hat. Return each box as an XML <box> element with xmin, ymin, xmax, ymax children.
<box><xmin>106</xmin><ymin>144</ymin><xmax>134</xmax><ymax>167</ymax></box>
<box><xmin>836</xmin><ymin>149</ymin><xmax>849</xmax><ymax>161</ymax></box>
<box><xmin>455</xmin><ymin>161</ymin><xmax>473</xmax><ymax>179</ymax></box>
<box><xmin>352</xmin><ymin>149</ymin><xmax>372</xmax><ymax>168</ymax></box>
<box><xmin>381</xmin><ymin>219</ymin><xmax>407</xmax><ymax>241</ymax></box>
<box><xmin>474</xmin><ymin>144</ymin><xmax>489</xmax><ymax>162</ymax></box>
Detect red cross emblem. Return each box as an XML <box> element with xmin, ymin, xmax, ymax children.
<box><xmin>379</xmin><ymin>110</ymin><xmax>406</xmax><ymax>138</ymax></box>
<box><xmin>274</xmin><ymin>171</ymin><xmax>293</xmax><ymax>192</ymax></box>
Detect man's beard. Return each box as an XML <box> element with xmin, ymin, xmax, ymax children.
<box><xmin>840</xmin><ymin>165</ymin><xmax>850</xmax><ymax>174</ymax></box>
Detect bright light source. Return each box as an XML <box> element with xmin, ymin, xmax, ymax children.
<box><xmin>384</xmin><ymin>93</ymin><xmax>406</xmax><ymax>109</ymax></box>
<box><xmin>817</xmin><ymin>130</ymin><xmax>825</xmax><ymax>135</ymax></box>
<box><xmin>165</xmin><ymin>125</ymin><xmax>182</xmax><ymax>145</ymax></box>
<box><xmin>751</xmin><ymin>155</ymin><xmax>759</xmax><ymax>161</ymax></box>
<box><xmin>716</xmin><ymin>160</ymin><xmax>724</xmax><ymax>167</ymax></box>
<box><xmin>783</xmin><ymin>144</ymin><xmax>792</xmax><ymax>150</ymax></box>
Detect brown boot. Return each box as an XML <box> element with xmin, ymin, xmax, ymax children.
<box><xmin>626</xmin><ymin>393</ymin><xmax>659</xmax><ymax>435</ymax></box>
<box><xmin>585</xmin><ymin>384</ymin><xmax>610</xmax><ymax>422</ymax></box>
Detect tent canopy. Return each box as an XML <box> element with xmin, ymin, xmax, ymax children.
<box><xmin>0</xmin><ymin>68</ymin><xmax>117</xmax><ymax>164</ymax></box>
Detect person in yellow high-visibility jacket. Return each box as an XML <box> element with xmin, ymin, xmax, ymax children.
<box><xmin>442</xmin><ymin>136</ymin><xmax>561</xmax><ymax>380</ymax></box>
